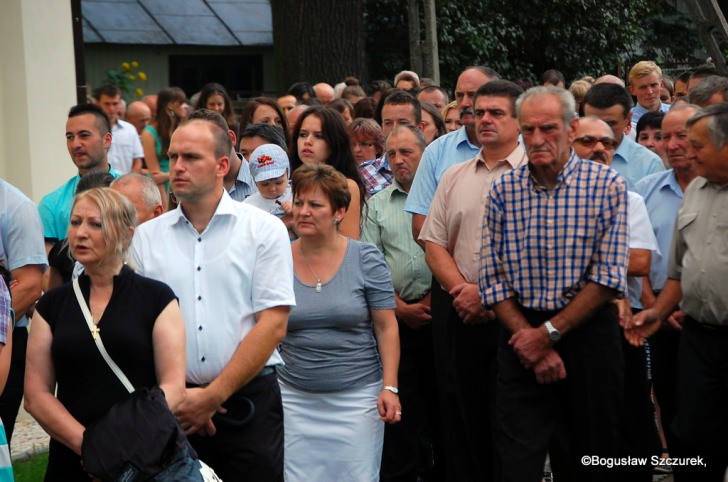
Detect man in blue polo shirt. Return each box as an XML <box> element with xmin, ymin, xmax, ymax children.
<box><xmin>404</xmin><ymin>66</ymin><xmax>499</xmax><ymax>241</ymax></box>
<box><xmin>582</xmin><ymin>83</ymin><xmax>665</xmax><ymax>190</ymax></box>
<box><xmin>38</xmin><ymin>104</ymin><xmax>119</xmax><ymax>253</ymax></box>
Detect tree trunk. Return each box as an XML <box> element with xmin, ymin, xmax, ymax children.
<box><xmin>422</xmin><ymin>0</ymin><xmax>439</xmax><ymax>83</ymax></box>
<box><xmin>271</xmin><ymin>0</ymin><xmax>367</xmax><ymax>93</ymax></box>
<box><xmin>407</xmin><ymin>0</ymin><xmax>423</xmax><ymax>75</ymax></box>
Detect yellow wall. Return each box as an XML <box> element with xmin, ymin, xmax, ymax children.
<box><xmin>0</xmin><ymin>0</ymin><xmax>77</xmax><ymax>203</ymax></box>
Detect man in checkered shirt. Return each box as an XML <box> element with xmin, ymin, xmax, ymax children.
<box><xmin>479</xmin><ymin>86</ymin><xmax>629</xmax><ymax>482</ymax></box>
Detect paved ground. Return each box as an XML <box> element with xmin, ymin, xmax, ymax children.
<box><xmin>10</xmin><ymin>403</ymin><xmax>49</xmax><ymax>461</ymax></box>
<box><xmin>9</xmin><ymin>406</ymin><xmax>676</xmax><ymax>482</ymax></box>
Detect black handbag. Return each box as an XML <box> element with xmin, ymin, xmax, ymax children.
<box><xmin>73</xmin><ymin>278</ymin><xmax>221</xmax><ymax>482</ymax></box>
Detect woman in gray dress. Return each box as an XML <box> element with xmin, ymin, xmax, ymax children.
<box><xmin>278</xmin><ymin>164</ymin><xmax>401</xmax><ymax>481</ymax></box>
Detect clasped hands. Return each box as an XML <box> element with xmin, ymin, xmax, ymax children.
<box><xmin>509</xmin><ymin>326</ymin><xmax>566</xmax><ymax>385</ymax></box>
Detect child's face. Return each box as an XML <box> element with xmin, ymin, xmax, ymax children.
<box><xmin>256</xmin><ymin>172</ymin><xmax>289</xmax><ymax>199</ymax></box>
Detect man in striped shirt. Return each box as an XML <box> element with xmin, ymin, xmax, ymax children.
<box><xmin>479</xmin><ymin>86</ymin><xmax>629</xmax><ymax>482</ymax></box>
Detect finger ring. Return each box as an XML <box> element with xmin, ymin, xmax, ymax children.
<box><xmin>396</xmin><ymin>411</ymin><xmax>402</xmax><ymax>415</ymax></box>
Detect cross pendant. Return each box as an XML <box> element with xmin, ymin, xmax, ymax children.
<box><xmin>91</xmin><ymin>325</ymin><xmax>100</xmax><ymax>340</ymax></box>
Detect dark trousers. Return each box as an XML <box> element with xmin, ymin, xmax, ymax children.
<box><xmin>381</xmin><ymin>319</ymin><xmax>440</xmax><ymax>482</ymax></box>
<box><xmin>496</xmin><ymin>304</ymin><xmax>624</xmax><ymax>482</ymax></box>
<box><xmin>669</xmin><ymin>318</ymin><xmax>728</xmax><ymax>481</ymax></box>
<box><xmin>0</xmin><ymin>326</ymin><xmax>27</xmax><ymax>445</ymax></box>
<box><xmin>430</xmin><ymin>281</ymin><xmax>499</xmax><ymax>482</ymax></box>
<box><xmin>650</xmin><ymin>327</ymin><xmax>680</xmax><ymax>454</ymax></box>
<box><xmin>188</xmin><ymin>372</ymin><xmax>283</xmax><ymax>482</ymax></box>
<box><xmin>616</xmin><ymin>333</ymin><xmax>660</xmax><ymax>482</ymax></box>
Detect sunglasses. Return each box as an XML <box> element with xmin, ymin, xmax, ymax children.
<box><xmin>573</xmin><ymin>136</ymin><xmax>618</xmax><ymax>150</ymax></box>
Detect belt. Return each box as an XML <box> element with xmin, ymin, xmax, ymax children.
<box><xmin>686</xmin><ymin>316</ymin><xmax>728</xmax><ymax>332</ymax></box>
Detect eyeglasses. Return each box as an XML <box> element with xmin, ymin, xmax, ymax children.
<box><xmin>573</xmin><ymin>136</ymin><xmax>618</xmax><ymax>150</ymax></box>
<box><xmin>352</xmin><ymin>141</ymin><xmax>375</xmax><ymax>149</ymax></box>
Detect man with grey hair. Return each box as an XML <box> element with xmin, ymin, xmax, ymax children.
<box><xmin>111</xmin><ymin>173</ymin><xmax>163</xmax><ymax>223</ymax></box>
<box><xmin>631</xmin><ymin>102</ymin><xmax>728</xmax><ymax>481</ymax></box>
<box><xmin>361</xmin><ymin>125</ymin><xmax>437</xmax><ymax>481</ymax></box>
<box><xmin>633</xmin><ymin>103</ymin><xmax>701</xmax><ymax>481</ymax></box>
<box><xmin>687</xmin><ymin>74</ymin><xmax>728</xmax><ymax>107</ymax></box>
<box><xmin>480</xmin><ymin>86</ymin><xmax>629</xmax><ymax>481</ymax></box>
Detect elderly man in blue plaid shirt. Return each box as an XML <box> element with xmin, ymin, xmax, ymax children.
<box><xmin>479</xmin><ymin>86</ymin><xmax>629</xmax><ymax>482</ymax></box>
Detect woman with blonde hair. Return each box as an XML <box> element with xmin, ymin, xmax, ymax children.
<box><xmin>442</xmin><ymin>101</ymin><xmax>462</xmax><ymax>133</ymax></box>
<box><xmin>25</xmin><ymin>188</ymin><xmax>186</xmax><ymax>480</ymax></box>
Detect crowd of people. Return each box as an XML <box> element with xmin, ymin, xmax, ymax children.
<box><xmin>0</xmin><ymin>59</ymin><xmax>727</xmax><ymax>481</ymax></box>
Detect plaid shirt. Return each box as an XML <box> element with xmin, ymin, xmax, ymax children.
<box><xmin>359</xmin><ymin>156</ymin><xmax>393</xmax><ymax>198</ymax></box>
<box><xmin>479</xmin><ymin>152</ymin><xmax>629</xmax><ymax>311</ymax></box>
<box><xmin>0</xmin><ymin>279</ymin><xmax>9</xmax><ymax>345</ymax></box>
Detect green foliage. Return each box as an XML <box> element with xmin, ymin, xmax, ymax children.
<box><xmin>365</xmin><ymin>0</ymin><xmax>706</xmax><ymax>89</ymax></box>
<box><xmin>101</xmin><ymin>61</ymin><xmax>148</xmax><ymax>100</ymax></box>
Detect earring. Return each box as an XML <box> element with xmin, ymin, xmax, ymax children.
<box><xmin>333</xmin><ymin>218</ymin><xmax>341</xmax><ymax>225</ymax></box>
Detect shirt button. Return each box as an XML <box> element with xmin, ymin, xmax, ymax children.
<box><xmin>197</xmin><ymin>266</ymin><xmax>201</xmax><ymax>271</ymax></box>
<box><xmin>198</xmin><ymin>326</ymin><xmax>203</xmax><ymax>331</ymax></box>
<box><xmin>197</xmin><ymin>295</ymin><xmax>202</xmax><ymax>301</ymax></box>
<box><xmin>201</xmin><ymin>357</ymin><xmax>206</xmax><ymax>362</ymax></box>
<box><xmin>198</xmin><ymin>237</ymin><xmax>202</xmax><ymax>242</ymax></box>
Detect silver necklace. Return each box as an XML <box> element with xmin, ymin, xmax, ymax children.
<box><xmin>300</xmin><ymin>237</ymin><xmax>338</xmax><ymax>293</ymax></box>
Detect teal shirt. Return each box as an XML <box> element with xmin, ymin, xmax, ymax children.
<box><xmin>362</xmin><ymin>180</ymin><xmax>431</xmax><ymax>301</ymax></box>
<box><xmin>38</xmin><ymin>168</ymin><xmax>120</xmax><ymax>241</ymax></box>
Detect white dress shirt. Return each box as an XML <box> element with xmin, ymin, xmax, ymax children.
<box><xmin>131</xmin><ymin>189</ymin><xmax>295</xmax><ymax>384</ymax></box>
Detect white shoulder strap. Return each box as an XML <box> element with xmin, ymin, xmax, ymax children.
<box><xmin>72</xmin><ymin>278</ymin><xmax>135</xmax><ymax>394</ymax></box>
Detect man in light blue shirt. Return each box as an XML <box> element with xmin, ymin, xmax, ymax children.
<box><xmin>628</xmin><ymin>61</ymin><xmax>671</xmax><ymax>130</ymax></box>
<box><xmin>633</xmin><ymin>104</ymin><xmax>700</xmax><ymax>477</ymax></box>
<box><xmin>583</xmin><ymin>83</ymin><xmax>664</xmax><ymax>189</ymax></box>
<box><xmin>0</xmin><ymin>178</ymin><xmax>46</xmax><ymax>443</ymax></box>
<box><xmin>404</xmin><ymin>66</ymin><xmax>499</xmax><ymax>240</ymax></box>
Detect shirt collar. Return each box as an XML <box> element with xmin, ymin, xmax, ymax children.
<box><xmin>172</xmin><ymin>188</ymin><xmax>235</xmax><ymax>226</ymax></box>
<box><xmin>475</xmin><ymin>143</ymin><xmax>528</xmax><ymax>171</ymax></box>
<box><xmin>524</xmin><ymin>150</ymin><xmax>580</xmax><ymax>191</ymax></box>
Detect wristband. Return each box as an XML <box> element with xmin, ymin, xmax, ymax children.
<box><xmin>382</xmin><ymin>385</ymin><xmax>399</xmax><ymax>395</ymax></box>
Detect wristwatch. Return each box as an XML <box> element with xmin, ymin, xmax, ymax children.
<box><xmin>544</xmin><ymin>320</ymin><xmax>561</xmax><ymax>343</ymax></box>
<box><xmin>382</xmin><ymin>386</ymin><xmax>399</xmax><ymax>395</ymax></box>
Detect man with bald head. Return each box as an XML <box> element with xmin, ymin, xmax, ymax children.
<box><xmin>126</xmin><ymin>101</ymin><xmax>152</xmax><ymax>136</ymax></box>
<box><xmin>573</xmin><ymin>117</ymin><xmax>660</xmax><ymax>480</ymax></box>
<box><xmin>633</xmin><ymin>104</ymin><xmax>701</xmax><ymax>479</ymax></box>
<box><xmin>313</xmin><ymin>82</ymin><xmax>335</xmax><ymax>104</ymax></box>
<box><xmin>405</xmin><ymin>66</ymin><xmax>500</xmax><ymax>240</ymax></box>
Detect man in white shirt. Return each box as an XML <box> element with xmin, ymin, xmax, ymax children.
<box><xmin>131</xmin><ymin>114</ymin><xmax>295</xmax><ymax>481</ymax></box>
<box><xmin>93</xmin><ymin>85</ymin><xmax>144</xmax><ymax>174</ymax></box>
